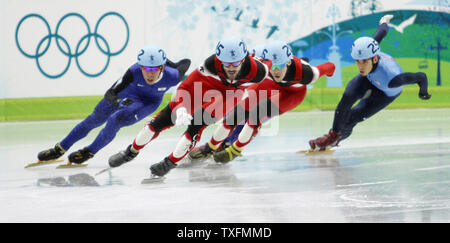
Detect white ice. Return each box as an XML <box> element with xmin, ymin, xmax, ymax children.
<box><xmin>1</xmin><ymin>109</ymin><xmax>449</xmax><ymax>222</ymax></box>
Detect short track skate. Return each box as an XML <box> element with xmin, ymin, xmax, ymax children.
<box><xmin>25</xmin><ymin>159</ymin><xmax>65</xmax><ymax>168</ymax></box>
<box><xmin>296</xmin><ymin>149</ymin><xmax>335</xmax><ymax>155</ymax></box>
<box><xmin>141</xmin><ymin>175</ymin><xmax>165</xmax><ymax>184</ymax></box>
<box><xmin>56</xmin><ymin>162</ymin><xmax>88</xmax><ymax>169</ymax></box>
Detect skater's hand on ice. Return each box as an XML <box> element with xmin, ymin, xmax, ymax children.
<box><xmin>175</xmin><ymin>107</ymin><xmax>192</xmax><ymax>126</ymax></box>
<box><xmin>379</xmin><ymin>14</ymin><xmax>394</xmax><ymax>25</ymax></box>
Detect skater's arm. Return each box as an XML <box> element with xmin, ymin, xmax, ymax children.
<box><xmin>388</xmin><ymin>72</ymin><xmax>427</xmax><ymax>88</ymax></box>
<box><xmin>104</xmin><ymin>69</ymin><xmax>134</xmax><ymax>106</ymax></box>
<box><xmin>372</xmin><ymin>23</ymin><xmax>389</xmax><ymax>44</ymax></box>
<box><xmin>166</xmin><ymin>58</ymin><xmax>191</xmax><ymax>82</ymax></box>
<box><xmin>389</xmin><ymin>72</ymin><xmax>430</xmax><ymax>98</ymax></box>
<box><xmin>203</xmin><ymin>54</ymin><xmax>218</xmax><ymax>74</ymax></box>
<box><xmin>299</xmin><ymin>64</ymin><xmax>314</xmax><ymax>85</ymax></box>
<box><xmin>372</xmin><ymin>15</ymin><xmax>393</xmax><ymax>44</ymax></box>
<box><xmin>249</xmin><ymin>58</ymin><xmax>270</xmax><ymax>83</ymax></box>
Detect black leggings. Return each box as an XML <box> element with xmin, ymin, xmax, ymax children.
<box><xmin>332</xmin><ymin>75</ymin><xmax>400</xmax><ymax>141</ymax></box>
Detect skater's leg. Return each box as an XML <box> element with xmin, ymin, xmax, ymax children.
<box><xmin>108</xmin><ymin>104</ymin><xmax>174</xmax><ymax>168</ymax></box>
<box><xmin>38</xmin><ymin>99</ymin><xmax>114</xmax><ymax>161</ymax></box>
<box><xmin>133</xmin><ymin>104</ymin><xmax>175</xmax><ymax>150</ymax></box>
<box><xmin>210</xmin><ymin>104</ymin><xmax>249</xmax><ymax>148</ymax></box>
<box><xmin>332</xmin><ymin>75</ymin><xmax>371</xmax><ymax>133</ymax></box>
<box><xmin>87</xmin><ymin>101</ymin><xmax>155</xmax><ymax>154</ymax></box>
<box><xmin>339</xmin><ymin>89</ymin><xmax>399</xmax><ymax>141</ymax></box>
<box><xmin>213</xmin><ymin>98</ymin><xmax>276</xmax><ymax>163</ymax></box>
<box><xmin>213</xmin><ymin>122</ymin><xmax>261</xmax><ymax>163</ymax></box>
<box><xmin>69</xmin><ymin>101</ymin><xmax>157</xmax><ymax>165</ymax></box>
<box><xmin>60</xmin><ymin>99</ymin><xmax>115</xmax><ymax>150</ymax></box>
<box><xmin>188</xmin><ymin>104</ymin><xmax>249</xmax><ymax>161</ymax></box>
<box><xmin>150</xmin><ymin>108</ymin><xmax>217</xmax><ymax>176</ymax></box>
<box><xmin>169</xmin><ymin>108</ymin><xmax>215</xmax><ymax>163</ymax></box>
<box><xmin>309</xmin><ymin>75</ymin><xmax>371</xmax><ymax>150</ymax></box>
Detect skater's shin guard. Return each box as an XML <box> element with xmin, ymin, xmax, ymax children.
<box><xmin>209</xmin><ymin>123</ymin><xmax>233</xmax><ymax>150</ymax></box>
<box><xmin>234</xmin><ymin>123</ymin><xmax>260</xmax><ymax>149</ymax></box>
<box><xmin>169</xmin><ymin>133</ymin><xmax>194</xmax><ymax>163</ymax></box>
<box><xmin>133</xmin><ymin>124</ymin><xmax>159</xmax><ymax>151</ymax></box>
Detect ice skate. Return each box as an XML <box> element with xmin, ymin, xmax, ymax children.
<box><xmin>56</xmin><ymin>162</ymin><xmax>89</xmax><ymax>169</ymax></box>
<box><xmin>68</xmin><ymin>147</ymin><xmax>94</xmax><ymax>164</ymax></box>
<box><xmin>57</xmin><ymin>147</ymin><xmax>93</xmax><ymax>168</ymax></box>
<box><xmin>108</xmin><ymin>144</ymin><xmax>139</xmax><ymax>168</ymax></box>
<box><xmin>150</xmin><ymin>157</ymin><xmax>177</xmax><ymax>177</ymax></box>
<box><xmin>141</xmin><ymin>174</ymin><xmax>166</xmax><ymax>184</ymax></box>
<box><xmin>37</xmin><ymin>143</ymin><xmax>66</xmax><ymax>161</ymax></box>
<box><xmin>188</xmin><ymin>143</ymin><xmax>214</xmax><ymax>162</ymax></box>
<box><xmin>213</xmin><ymin>144</ymin><xmax>242</xmax><ymax>163</ymax></box>
<box><xmin>25</xmin><ymin>158</ymin><xmax>65</xmax><ymax>168</ymax></box>
<box><xmin>217</xmin><ymin>142</ymin><xmax>231</xmax><ymax>152</ymax></box>
<box><xmin>143</xmin><ymin>157</ymin><xmax>176</xmax><ymax>183</ymax></box>
<box><xmin>307</xmin><ymin>130</ymin><xmax>341</xmax><ymax>153</ymax></box>
<box><xmin>27</xmin><ymin>143</ymin><xmax>66</xmax><ymax>168</ymax></box>
<box><xmin>296</xmin><ymin>148</ymin><xmax>336</xmax><ymax>155</ymax></box>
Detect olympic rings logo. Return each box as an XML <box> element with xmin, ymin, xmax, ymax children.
<box><xmin>15</xmin><ymin>12</ymin><xmax>129</xmax><ymax>79</ymax></box>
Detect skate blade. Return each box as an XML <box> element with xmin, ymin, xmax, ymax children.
<box><xmin>56</xmin><ymin>162</ymin><xmax>88</xmax><ymax>169</ymax></box>
<box><xmin>141</xmin><ymin>176</ymin><xmax>165</xmax><ymax>184</ymax></box>
<box><xmin>95</xmin><ymin>167</ymin><xmax>113</xmax><ymax>176</ymax></box>
<box><xmin>296</xmin><ymin>149</ymin><xmax>335</xmax><ymax>155</ymax></box>
<box><xmin>25</xmin><ymin>159</ymin><xmax>65</xmax><ymax>168</ymax></box>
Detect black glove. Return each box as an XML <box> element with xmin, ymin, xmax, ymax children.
<box><xmin>114</xmin><ymin>98</ymin><xmax>134</xmax><ymax>108</ymax></box>
<box><xmin>419</xmin><ymin>93</ymin><xmax>431</xmax><ymax>100</ymax></box>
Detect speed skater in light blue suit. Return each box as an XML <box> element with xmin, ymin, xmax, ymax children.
<box><xmin>37</xmin><ymin>45</ymin><xmax>191</xmax><ymax>164</ymax></box>
<box><xmin>309</xmin><ymin>15</ymin><xmax>431</xmax><ymax>151</ymax></box>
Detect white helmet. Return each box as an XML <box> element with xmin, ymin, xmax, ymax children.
<box><xmin>137</xmin><ymin>45</ymin><xmax>167</xmax><ymax>67</ymax></box>
<box><xmin>216</xmin><ymin>36</ymin><xmax>248</xmax><ymax>63</ymax></box>
<box><xmin>351</xmin><ymin>37</ymin><xmax>380</xmax><ymax>60</ymax></box>
<box><xmin>251</xmin><ymin>44</ymin><xmax>266</xmax><ymax>58</ymax></box>
<box><xmin>263</xmin><ymin>40</ymin><xmax>293</xmax><ymax>65</ymax></box>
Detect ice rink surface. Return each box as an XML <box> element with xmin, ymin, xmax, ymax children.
<box><xmin>1</xmin><ymin>108</ymin><xmax>449</xmax><ymax>223</ymax></box>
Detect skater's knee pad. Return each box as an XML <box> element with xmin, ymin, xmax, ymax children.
<box><xmin>186</xmin><ymin>124</ymin><xmax>206</xmax><ymax>139</ymax></box>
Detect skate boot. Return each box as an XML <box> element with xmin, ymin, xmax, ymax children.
<box><xmin>108</xmin><ymin>144</ymin><xmax>139</xmax><ymax>168</ymax></box>
<box><xmin>38</xmin><ymin>143</ymin><xmax>66</xmax><ymax>161</ymax></box>
<box><xmin>309</xmin><ymin>130</ymin><xmax>341</xmax><ymax>151</ymax></box>
<box><xmin>68</xmin><ymin>147</ymin><xmax>94</xmax><ymax>164</ymax></box>
<box><xmin>188</xmin><ymin>143</ymin><xmax>214</xmax><ymax>161</ymax></box>
<box><xmin>213</xmin><ymin>144</ymin><xmax>242</xmax><ymax>163</ymax></box>
<box><xmin>217</xmin><ymin>141</ymin><xmax>232</xmax><ymax>152</ymax></box>
<box><xmin>418</xmin><ymin>92</ymin><xmax>431</xmax><ymax>100</ymax></box>
<box><xmin>150</xmin><ymin>157</ymin><xmax>177</xmax><ymax>177</ymax></box>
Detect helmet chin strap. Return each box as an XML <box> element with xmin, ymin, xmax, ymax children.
<box><xmin>150</xmin><ymin>65</ymin><xmax>165</xmax><ymax>84</ymax></box>
<box><xmin>369</xmin><ymin>56</ymin><xmax>379</xmax><ymax>73</ymax></box>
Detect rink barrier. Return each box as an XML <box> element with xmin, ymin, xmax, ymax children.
<box><xmin>0</xmin><ymin>87</ymin><xmax>449</xmax><ymax>122</ymax></box>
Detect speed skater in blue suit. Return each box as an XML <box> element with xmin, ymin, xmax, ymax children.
<box><xmin>36</xmin><ymin>45</ymin><xmax>190</xmax><ymax>164</ymax></box>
